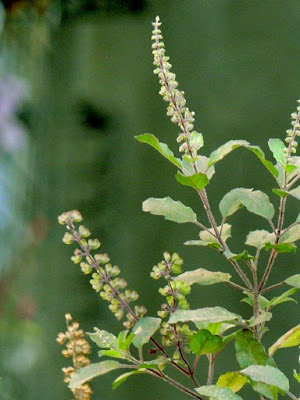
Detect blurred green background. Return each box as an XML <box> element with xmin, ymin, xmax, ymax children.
<box><xmin>1</xmin><ymin>0</ymin><xmax>300</xmax><ymax>399</ymax></box>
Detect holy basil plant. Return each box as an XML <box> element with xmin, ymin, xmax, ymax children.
<box><xmin>57</xmin><ymin>16</ymin><xmax>300</xmax><ymax>400</ymax></box>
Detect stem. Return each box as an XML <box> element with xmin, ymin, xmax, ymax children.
<box><xmin>207</xmin><ymin>353</ymin><xmax>218</xmax><ymax>385</ymax></box>
<box><xmin>227</xmin><ymin>280</ymin><xmax>248</xmax><ymax>292</ymax></box>
<box><xmin>286</xmin><ymin>391</ymin><xmax>298</xmax><ymax>400</ymax></box>
<box><xmin>260</xmin><ymin>281</ymin><xmax>286</xmax><ymax>294</ymax></box>
<box><xmin>192</xmin><ymin>355</ymin><xmax>201</xmax><ymax>375</ymax></box>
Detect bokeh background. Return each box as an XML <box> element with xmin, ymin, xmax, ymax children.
<box><xmin>1</xmin><ymin>1</ymin><xmax>300</xmax><ymax>399</ymax></box>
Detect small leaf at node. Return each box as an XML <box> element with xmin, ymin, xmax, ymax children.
<box><xmin>265</xmin><ymin>242</ymin><xmax>297</xmax><ymax>253</ymax></box>
<box><xmin>245</xmin><ymin>230</ymin><xmax>275</xmax><ymax>249</ymax></box>
<box><xmin>175</xmin><ymin>171</ymin><xmax>209</xmax><ymax>191</ymax></box>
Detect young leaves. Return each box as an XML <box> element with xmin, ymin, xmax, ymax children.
<box><xmin>142</xmin><ymin>197</ymin><xmax>197</xmax><ymax>223</ymax></box>
<box><xmin>269</xmin><ymin>324</ymin><xmax>300</xmax><ymax>357</ymax></box>
<box><xmin>135</xmin><ymin>133</ymin><xmax>182</xmax><ymax>168</ymax></box>
<box><xmin>132</xmin><ymin>317</ymin><xmax>161</xmax><ymax>349</ymax></box>
<box><xmin>168</xmin><ymin>307</ymin><xmax>241</xmax><ymax>325</ymax></box>
<box><xmin>189</xmin><ymin>329</ymin><xmax>224</xmax><ymax>355</ymax></box>
<box><xmin>185</xmin><ymin>224</ymin><xmax>231</xmax><ymax>248</ymax></box>
<box><xmin>219</xmin><ymin>188</ymin><xmax>274</xmax><ymax>220</ymax></box>
<box><xmin>174</xmin><ymin>268</ymin><xmax>231</xmax><ymax>286</ymax></box>
<box><xmin>175</xmin><ymin>171</ymin><xmax>209</xmax><ymax>191</ymax></box>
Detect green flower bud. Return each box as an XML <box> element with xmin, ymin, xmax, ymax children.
<box><xmin>80</xmin><ymin>262</ymin><xmax>92</xmax><ymax>274</ymax></box>
<box><xmin>95</xmin><ymin>253</ymin><xmax>110</xmax><ymax>264</ymax></box>
<box><xmin>78</xmin><ymin>225</ymin><xmax>91</xmax><ymax>238</ymax></box>
<box><xmin>62</xmin><ymin>232</ymin><xmax>74</xmax><ymax>244</ymax></box>
<box><xmin>88</xmin><ymin>238</ymin><xmax>101</xmax><ymax>250</ymax></box>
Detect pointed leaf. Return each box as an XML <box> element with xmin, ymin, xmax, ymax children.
<box><xmin>174</xmin><ymin>268</ymin><xmax>231</xmax><ymax>286</ymax></box>
<box><xmin>269</xmin><ymin>324</ymin><xmax>300</xmax><ymax>357</ymax></box>
<box><xmin>272</xmin><ymin>188</ymin><xmax>289</xmax><ymax>198</ymax></box>
<box><xmin>246</xmin><ymin>145</ymin><xmax>279</xmax><ymax>178</ymax></box>
<box><xmin>189</xmin><ymin>329</ymin><xmax>224</xmax><ymax>355</ymax></box>
<box><xmin>69</xmin><ymin>360</ymin><xmax>124</xmax><ymax>388</ymax></box>
<box><xmin>268</xmin><ymin>139</ymin><xmax>286</xmax><ymax>165</ymax></box>
<box><xmin>208</xmin><ymin>140</ymin><xmax>250</xmax><ymax>167</ymax></box>
<box><xmin>184</xmin><ymin>240</ymin><xmax>221</xmax><ymax>249</ymax></box>
<box><xmin>135</xmin><ymin>134</ymin><xmax>182</xmax><ymax>168</ymax></box>
<box><xmin>241</xmin><ymin>365</ymin><xmax>289</xmax><ymax>393</ymax></box>
<box><xmin>88</xmin><ymin>328</ymin><xmax>117</xmax><ymax>349</ymax></box>
<box><xmin>235</xmin><ymin>330</ymin><xmax>274</xmax><ymax>369</ymax></box>
<box><xmin>132</xmin><ymin>317</ymin><xmax>161</xmax><ymax>349</ymax></box>
<box><xmin>217</xmin><ymin>372</ymin><xmax>249</xmax><ymax>393</ymax></box>
<box><xmin>142</xmin><ymin>197</ymin><xmax>197</xmax><ymax>223</ymax></box>
<box><xmin>245</xmin><ymin>230</ymin><xmax>275</xmax><ymax>249</ymax></box>
<box><xmin>285</xmin><ymin>274</ymin><xmax>300</xmax><ymax>289</ymax></box>
<box><xmin>168</xmin><ymin>307</ymin><xmax>241</xmax><ymax>325</ymax></box>
<box><xmin>268</xmin><ymin>288</ymin><xmax>298</xmax><ymax>308</ymax></box>
<box><xmin>98</xmin><ymin>349</ymin><xmax>125</xmax><ymax>359</ymax></box>
<box><xmin>196</xmin><ymin>385</ymin><xmax>243</xmax><ymax>400</ymax></box>
<box><xmin>113</xmin><ymin>369</ymin><xmax>148</xmax><ymax>390</ymax></box>
<box><xmin>117</xmin><ymin>331</ymin><xmax>135</xmax><ymax>351</ymax></box>
<box><xmin>176</xmin><ymin>171</ymin><xmax>209</xmax><ymax>191</ymax></box>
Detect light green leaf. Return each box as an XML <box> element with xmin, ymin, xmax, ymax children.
<box><xmin>241</xmin><ymin>291</ymin><xmax>270</xmax><ymax>311</ymax></box>
<box><xmin>248</xmin><ymin>312</ymin><xmax>272</xmax><ymax>327</ymax></box>
<box><xmin>280</xmin><ymin>225</ymin><xmax>300</xmax><ymax>243</ymax></box>
<box><xmin>246</xmin><ymin>145</ymin><xmax>279</xmax><ymax>178</ymax></box>
<box><xmin>269</xmin><ymin>324</ymin><xmax>300</xmax><ymax>357</ymax></box>
<box><xmin>175</xmin><ymin>171</ymin><xmax>209</xmax><ymax>191</ymax></box>
<box><xmin>189</xmin><ymin>329</ymin><xmax>224</xmax><ymax>355</ymax></box>
<box><xmin>268</xmin><ymin>288</ymin><xmax>298</xmax><ymax>308</ymax></box>
<box><xmin>289</xmin><ymin>186</ymin><xmax>300</xmax><ymax>200</ymax></box>
<box><xmin>113</xmin><ymin>369</ymin><xmax>148</xmax><ymax>390</ymax></box>
<box><xmin>199</xmin><ymin>223</ymin><xmax>231</xmax><ymax>244</ymax></box>
<box><xmin>117</xmin><ymin>331</ymin><xmax>135</xmax><ymax>351</ymax></box>
<box><xmin>235</xmin><ymin>330</ymin><xmax>274</xmax><ymax>369</ymax></box>
<box><xmin>208</xmin><ymin>140</ymin><xmax>250</xmax><ymax>167</ymax></box>
<box><xmin>272</xmin><ymin>188</ymin><xmax>289</xmax><ymax>198</ymax></box>
<box><xmin>69</xmin><ymin>360</ymin><xmax>124</xmax><ymax>388</ymax></box>
<box><xmin>98</xmin><ymin>349</ymin><xmax>125</xmax><ymax>359</ymax></box>
<box><xmin>241</xmin><ymin>365</ymin><xmax>289</xmax><ymax>393</ymax></box>
<box><xmin>285</xmin><ymin>274</ymin><xmax>300</xmax><ymax>288</ymax></box>
<box><xmin>142</xmin><ymin>197</ymin><xmax>197</xmax><ymax>223</ymax></box>
<box><xmin>168</xmin><ymin>307</ymin><xmax>241</xmax><ymax>325</ymax></box>
<box><xmin>265</xmin><ymin>242</ymin><xmax>297</xmax><ymax>253</ymax></box>
<box><xmin>245</xmin><ymin>230</ymin><xmax>275</xmax><ymax>249</ymax></box>
<box><xmin>252</xmin><ymin>382</ymin><xmax>278</xmax><ymax>400</ymax></box>
<box><xmin>181</xmin><ymin>156</ymin><xmax>215</xmax><ymax>180</ymax></box>
<box><xmin>135</xmin><ymin>134</ymin><xmax>182</xmax><ymax>168</ymax></box>
<box><xmin>88</xmin><ymin>328</ymin><xmax>117</xmax><ymax>349</ymax></box>
<box><xmin>196</xmin><ymin>385</ymin><xmax>243</xmax><ymax>400</ymax></box>
<box><xmin>195</xmin><ymin>321</ymin><xmax>235</xmax><ymax>335</ymax></box>
<box><xmin>217</xmin><ymin>372</ymin><xmax>249</xmax><ymax>393</ymax></box>
<box><xmin>184</xmin><ymin>239</ymin><xmax>221</xmax><ymax>249</ymax></box>
<box><xmin>132</xmin><ymin>317</ymin><xmax>161</xmax><ymax>349</ymax></box>
<box><xmin>174</xmin><ymin>268</ymin><xmax>231</xmax><ymax>286</ymax></box>
<box><xmin>219</xmin><ymin>188</ymin><xmax>275</xmax><ymax>220</ymax></box>
<box><xmin>268</xmin><ymin>139</ymin><xmax>286</xmax><ymax>165</ymax></box>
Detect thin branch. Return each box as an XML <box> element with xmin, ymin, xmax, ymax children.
<box><xmin>194</xmin><ymin>220</ymin><xmax>218</xmax><ymax>238</ymax></box>
<box><xmin>260</xmin><ymin>281</ymin><xmax>286</xmax><ymax>295</ymax></box>
<box><xmin>227</xmin><ymin>280</ymin><xmax>249</xmax><ymax>292</ymax></box>
<box><xmin>286</xmin><ymin>391</ymin><xmax>298</xmax><ymax>400</ymax></box>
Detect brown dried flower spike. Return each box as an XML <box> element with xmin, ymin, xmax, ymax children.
<box><xmin>57</xmin><ymin>313</ymin><xmax>92</xmax><ymax>400</ymax></box>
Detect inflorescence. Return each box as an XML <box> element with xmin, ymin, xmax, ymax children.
<box><xmin>284</xmin><ymin>100</ymin><xmax>300</xmax><ymax>163</ymax></box>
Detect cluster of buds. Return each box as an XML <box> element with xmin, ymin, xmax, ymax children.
<box><xmin>59</xmin><ymin>210</ymin><xmax>147</xmax><ymax>330</ymax></box>
<box><xmin>284</xmin><ymin>101</ymin><xmax>300</xmax><ymax>163</ymax></box>
<box><xmin>158</xmin><ymin>280</ymin><xmax>191</xmax><ymax>318</ymax></box>
<box><xmin>56</xmin><ymin>313</ymin><xmax>92</xmax><ymax>400</ymax></box>
<box><xmin>150</xmin><ymin>251</ymin><xmax>183</xmax><ymax>280</ymax></box>
<box><xmin>151</xmin><ymin>16</ymin><xmax>203</xmax><ymax>161</ymax></box>
<box><xmin>160</xmin><ymin>321</ymin><xmax>193</xmax><ymax>347</ymax></box>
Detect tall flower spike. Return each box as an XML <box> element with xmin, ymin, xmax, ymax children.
<box><xmin>152</xmin><ymin>16</ymin><xmax>203</xmax><ymax>162</ymax></box>
<box><xmin>284</xmin><ymin>100</ymin><xmax>300</xmax><ymax>163</ymax></box>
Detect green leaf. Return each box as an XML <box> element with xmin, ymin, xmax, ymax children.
<box><xmin>175</xmin><ymin>171</ymin><xmax>209</xmax><ymax>191</ymax></box>
<box><xmin>181</xmin><ymin>156</ymin><xmax>215</xmax><ymax>180</ymax></box>
<box><xmin>208</xmin><ymin>140</ymin><xmax>250</xmax><ymax>167</ymax></box>
<box><xmin>217</xmin><ymin>372</ymin><xmax>249</xmax><ymax>393</ymax></box>
<box><xmin>132</xmin><ymin>317</ymin><xmax>161</xmax><ymax>349</ymax></box>
<box><xmin>265</xmin><ymin>242</ymin><xmax>297</xmax><ymax>253</ymax></box>
<box><xmin>252</xmin><ymin>382</ymin><xmax>278</xmax><ymax>400</ymax></box>
<box><xmin>184</xmin><ymin>239</ymin><xmax>221</xmax><ymax>249</ymax></box>
<box><xmin>241</xmin><ymin>291</ymin><xmax>270</xmax><ymax>311</ymax></box>
<box><xmin>224</xmin><ymin>250</ymin><xmax>255</xmax><ymax>261</ymax></box>
<box><xmin>117</xmin><ymin>331</ymin><xmax>135</xmax><ymax>351</ymax></box>
<box><xmin>268</xmin><ymin>139</ymin><xmax>286</xmax><ymax>165</ymax></box>
<box><xmin>174</xmin><ymin>268</ymin><xmax>231</xmax><ymax>286</ymax></box>
<box><xmin>135</xmin><ymin>134</ymin><xmax>182</xmax><ymax>168</ymax></box>
<box><xmin>248</xmin><ymin>312</ymin><xmax>272</xmax><ymax>327</ymax></box>
<box><xmin>113</xmin><ymin>369</ymin><xmax>148</xmax><ymax>390</ymax></box>
<box><xmin>286</xmin><ymin>164</ymin><xmax>297</xmax><ymax>173</ymax></box>
<box><xmin>142</xmin><ymin>197</ymin><xmax>197</xmax><ymax>223</ymax></box>
<box><xmin>196</xmin><ymin>385</ymin><xmax>243</xmax><ymax>400</ymax></box>
<box><xmin>189</xmin><ymin>329</ymin><xmax>224</xmax><ymax>355</ymax></box>
<box><xmin>289</xmin><ymin>186</ymin><xmax>300</xmax><ymax>200</ymax></box>
<box><xmin>293</xmin><ymin>371</ymin><xmax>300</xmax><ymax>383</ymax></box>
<box><xmin>241</xmin><ymin>365</ymin><xmax>289</xmax><ymax>393</ymax></box>
<box><xmin>98</xmin><ymin>349</ymin><xmax>125</xmax><ymax>359</ymax></box>
<box><xmin>285</xmin><ymin>274</ymin><xmax>300</xmax><ymax>288</ymax></box>
<box><xmin>272</xmin><ymin>188</ymin><xmax>289</xmax><ymax>198</ymax></box>
<box><xmin>269</xmin><ymin>324</ymin><xmax>300</xmax><ymax>357</ymax></box>
<box><xmin>219</xmin><ymin>188</ymin><xmax>275</xmax><ymax>220</ymax></box>
<box><xmin>69</xmin><ymin>360</ymin><xmax>124</xmax><ymax>388</ymax></box>
<box><xmin>245</xmin><ymin>145</ymin><xmax>279</xmax><ymax>178</ymax></box>
<box><xmin>235</xmin><ymin>330</ymin><xmax>274</xmax><ymax>369</ymax></box>
<box><xmin>199</xmin><ymin>223</ymin><xmax>231</xmax><ymax>244</ymax></box>
<box><xmin>88</xmin><ymin>328</ymin><xmax>117</xmax><ymax>349</ymax></box>
<box><xmin>168</xmin><ymin>307</ymin><xmax>241</xmax><ymax>325</ymax></box>
<box><xmin>280</xmin><ymin>225</ymin><xmax>300</xmax><ymax>244</ymax></box>
<box><xmin>268</xmin><ymin>288</ymin><xmax>298</xmax><ymax>308</ymax></box>
<box><xmin>245</xmin><ymin>230</ymin><xmax>275</xmax><ymax>249</ymax></box>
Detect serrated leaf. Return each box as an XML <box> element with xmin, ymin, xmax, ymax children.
<box><xmin>269</xmin><ymin>324</ymin><xmax>300</xmax><ymax>357</ymax></box>
<box><xmin>217</xmin><ymin>372</ymin><xmax>249</xmax><ymax>393</ymax></box>
<box><xmin>285</xmin><ymin>274</ymin><xmax>300</xmax><ymax>288</ymax></box>
<box><xmin>69</xmin><ymin>360</ymin><xmax>124</xmax><ymax>388</ymax></box>
<box><xmin>135</xmin><ymin>134</ymin><xmax>182</xmax><ymax>168</ymax></box>
<box><xmin>245</xmin><ymin>230</ymin><xmax>275</xmax><ymax>249</ymax></box>
<box><xmin>174</xmin><ymin>268</ymin><xmax>231</xmax><ymax>286</ymax></box>
<box><xmin>280</xmin><ymin>225</ymin><xmax>300</xmax><ymax>244</ymax></box>
<box><xmin>132</xmin><ymin>317</ymin><xmax>161</xmax><ymax>349</ymax></box>
<box><xmin>235</xmin><ymin>330</ymin><xmax>274</xmax><ymax>369</ymax></box>
<box><xmin>168</xmin><ymin>307</ymin><xmax>241</xmax><ymax>325</ymax></box>
<box><xmin>265</xmin><ymin>242</ymin><xmax>297</xmax><ymax>253</ymax></box>
<box><xmin>142</xmin><ymin>197</ymin><xmax>197</xmax><ymax>223</ymax></box>
<box><xmin>196</xmin><ymin>385</ymin><xmax>243</xmax><ymax>400</ymax></box>
<box><xmin>199</xmin><ymin>223</ymin><xmax>231</xmax><ymax>244</ymax></box>
<box><xmin>268</xmin><ymin>288</ymin><xmax>298</xmax><ymax>308</ymax></box>
<box><xmin>241</xmin><ymin>365</ymin><xmax>289</xmax><ymax>393</ymax></box>
<box><xmin>208</xmin><ymin>140</ymin><xmax>250</xmax><ymax>167</ymax></box>
<box><xmin>189</xmin><ymin>329</ymin><xmax>224</xmax><ymax>355</ymax></box>
<box><xmin>219</xmin><ymin>188</ymin><xmax>275</xmax><ymax>220</ymax></box>
<box><xmin>268</xmin><ymin>139</ymin><xmax>286</xmax><ymax>165</ymax></box>
<box><xmin>88</xmin><ymin>328</ymin><xmax>117</xmax><ymax>349</ymax></box>
<box><xmin>248</xmin><ymin>312</ymin><xmax>272</xmax><ymax>327</ymax></box>
<box><xmin>175</xmin><ymin>171</ymin><xmax>209</xmax><ymax>191</ymax></box>
<box><xmin>113</xmin><ymin>369</ymin><xmax>148</xmax><ymax>390</ymax></box>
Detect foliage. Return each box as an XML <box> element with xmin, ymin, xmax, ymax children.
<box><xmin>57</xmin><ymin>16</ymin><xmax>300</xmax><ymax>400</ymax></box>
